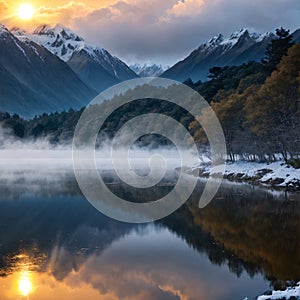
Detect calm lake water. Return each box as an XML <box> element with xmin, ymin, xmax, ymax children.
<box><xmin>0</xmin><ymin>170</ymin><xmax>299</xmax><ymax>300</ymax></box>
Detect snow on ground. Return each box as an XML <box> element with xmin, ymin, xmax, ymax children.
<box><xmin>197</xmin><ymin>160</ymin><xmax>300</xmax><ymax>188</ymax></box>
<box><xmin>257</xmin><ymin>282</ymin><xmax>300</xmax><ymax>299</ymax></box>
<box><xmin>225</xmin><ymin>161</ymin><xmax>300</xmax><ymax>186</ymax></box>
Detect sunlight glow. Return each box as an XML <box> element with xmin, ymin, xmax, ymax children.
<box><xmin>18</xmin><ymin>4</ymin><xmax>34</xmax><ymax>20</ymax></box>
<box><xmin>18</xmin><ymin>271</ymin><xmax>33</xmax><ymax>297</ymax></box>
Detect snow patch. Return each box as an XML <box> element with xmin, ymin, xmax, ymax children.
<box><xmin>30</xmin><ymin>44</ymin><xmax>44</xmax><ymax>62</ymax></box>
<box><xmin>195</xmin><ymin>159</ymin><xmax>300</xmax><ymax>189</ymax></box>
<box><xmin>13</xmin><ymin>38</ymin><xmax>30</xmax><ymax>63</ymax></box>
<box><xmin>257</xmin><ymin>282</ymin><xmax>300</xmax><ymax>300</ymax></box>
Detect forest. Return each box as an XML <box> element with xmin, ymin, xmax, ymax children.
<box><xmin>189</xmin><ymin>28</ymin><xmax>300</xmax><ymax>165</ymax></box>
<box><xmin>0</xmin><ymin>28</ymin><xmax>299</xmax><ymax>166</ymax></box>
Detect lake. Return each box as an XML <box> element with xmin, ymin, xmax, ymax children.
<box><xmin>0</xmin><ymin>170</ymin><xmax>299</xmax><ymax>300</ymax></box>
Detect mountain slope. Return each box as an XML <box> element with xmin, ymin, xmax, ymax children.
<box><xmin>292</xmin><ymin>29</ymin><xmax>300</xmax><ymax>43</ymax></box>
<box><xmin>15</xmin><ymin>25</ymin><xmax>138</xmax><ymax>92</ymax></box>
<box><xmin>162</xmin><ymin>28</ymin><xmax>275</xmax><ymax>82</ymax></box>
<box><xmin>0</xmin><ymin>25</ymin><xmax>96</xmax><ymax>118</ymax></box>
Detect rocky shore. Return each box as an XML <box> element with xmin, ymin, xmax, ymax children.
<box><xmin>193</xmin><ymin>160</ymin><xmax>300</xmax><ymax>191</ymax></box>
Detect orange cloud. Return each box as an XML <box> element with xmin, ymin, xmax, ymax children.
<box><xmin>0</xmin><ymin>0</ymin><xmax>8</xmax><ymax>16</ymax></box>
<box><xmin>0</xmin><ymin>0</ymin><xmax>114</xmax><ymax>28</ymax></box>
<box><xmin>167</xmin><ymin>0</ymin><xmax>205</xmax><ymax>17</ymax></box>
<box><xmin>32</xmin><ymin>1</ymin><xmax>90</xmax><ymax>26</ymax></box>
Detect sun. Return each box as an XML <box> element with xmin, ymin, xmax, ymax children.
<box><xmin>18</xmin><ymin>4</ymin><xmax>34</xmax><ymax>20</ymax></box>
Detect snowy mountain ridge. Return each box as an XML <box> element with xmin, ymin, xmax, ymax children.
<box><xmin>13</xmin><ymin>24</ymin><xmax>113</xmax><ymax>63</ymax></box>
<box><xmin>198</xmin><ymin>28</ymin><xmax>273</xmax><ymax>52</ymax></box>
<box><xmin>12</xmin><ymin>24</ymin><xmax>138</xmax><ymax>92</ymax></box>
<box><xmin>0</xmin><ymin>24</ymin><xmax>7</xmax><ymax>33</ymax></box>
<box><xmin>130</xmin><ymin>63</ymin><xmax>169</xmax><ymax>77</ymax></box>
<box><xmin>163</xmin><ymin>27</ymin><xmax>278</xmax><ymax>82</ymax></box>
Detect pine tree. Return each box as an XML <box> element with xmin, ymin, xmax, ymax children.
<box><xmin>263</xmin><ymin>27</ymin><xmax>294</xmax><ymax>72</ymax></box>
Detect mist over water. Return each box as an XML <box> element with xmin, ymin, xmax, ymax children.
<box><xmin>0</xmin><ymin>128</ymin><xmax>290</xmax><ymax>201</ymax></box>
<box><xmin>0</xmin><ymin>140</ymin><xmax>198</xmax><ymax>188</ymax></box>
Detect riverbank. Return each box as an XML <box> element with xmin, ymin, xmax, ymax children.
<box><xmin>193</xmin><ymin>160</ymin><xmax>300</xmax><ymax>191</ymax></box>
<box><xmin>257</xmin><ymin>282</ymin><xmax>300</xmax><ymax>299</ymax></box>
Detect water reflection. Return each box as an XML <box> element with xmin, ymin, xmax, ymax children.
<box><xmin>0</xmin><ymin>170</ymin><xmax>299</xmax><ymax>299</ymax></box>
<box><xmin>0</xmin><ymin>228</ymin><xmax>268</xmax><ymax>300</ymax></box>
<box><xmin>18</xmin><ymin>270</ymin><xmax>33</xmax><ymax>297</ymax></box>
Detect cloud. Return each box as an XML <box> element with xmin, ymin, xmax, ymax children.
<box><xmin>166</xmin><ymin>0</ymin><xmax>205</xmax><ymax>17</ymax></box>
<box><xmin>0</xmin><ymin>0</ymin><xmax>7</xmax><ymax>16</ymax></box>
<box><xmin>50</xmin><ymin>228</ymin><xmax>220</xmax><ymax>300</ymax></box>
<box><xmin>43</xmin><ymin>226</ymin><xmax>267</xmax><ymax>300</ymax></box>
<box><xmin>2</xmin><ymin>0</ymin><xmax>299</xmax><ymax>64</ymax></box>
<box><xmin>73</xmin><ymin>0</ymin><xmax>300</xmax><ymax>65</ymax></box>
<box><xmin>35</xmin><ymin>1</ymin><xmax>90</xmax><ymax>26</ymax></box>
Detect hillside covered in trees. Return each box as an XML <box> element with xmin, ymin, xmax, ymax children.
<box><xmin>0</xmin><ymin>28</ymin><xmax>299</xmax><ymax>167</ymax></box>
<box><xmin>189</xmin><ymin>28</ymin><xmax>300</xmax><ymax>166</ymax></box>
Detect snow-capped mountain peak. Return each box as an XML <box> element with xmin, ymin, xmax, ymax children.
<box><xmin>10</xmin><ymin>27</ymin><xmax>27</xmax><ymax>36</ymax></box>
<box><xmin>208</xmin><ymin>33</ymin><xmax>224</xmax><ymax>43</ymax></box>
<box><xmin>21</xmin><ymin>24</ymin><xmax>99</xmax><ymax>62</ymax></box>
<box><xmin>206</xmin><ymin>34</ymin><xmax>225</xmax><ymax>49</ymax></box>
<box><xmin>0</xmin><ymin>24</ymin><xmax>9</xmax><ymax>38</ymax></box>
<box><xmin>229</xmin><ymin>28</ymin><xmax>249</xmax><ymax>40</ymax></box>
<box><xmin>199</xmin><ymin>28</ymin><xmax>263</xmax><ymax>52</ymax></box>
<box><xmin>11</xmin><ymin>24</ymin><xmax>137</xmax><ymax>92</ymax></box>
<box><xmin>12</xmin><ymin>24</ymin><xmax>122</xmax><ymax>66</ymax></box>
<box><xmin>0</xmin><ymin>24</ymin><xmax>8</xmax><ymax>32</ymax></box>
<box><xmin>33</xmin><ymin>24</ymin><xmax>54</xmax><ymax>35</ymax></box>
<box><xmin>33</xmin><ymin>24</ymin><xmax>84</xmax><ymax>42</ymax></box>
<box><xmin>130</xmin><ymin>64</ymin><xmax>169</xmax><ymax>77</ymax></box>
<box><xmin>224</xmin><ymin>28</ymin><xmax>262</xmax><ymax>46</ymax></box>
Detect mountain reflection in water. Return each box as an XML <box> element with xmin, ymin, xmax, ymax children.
<box><xmin>0</xmin><ymin>170</ymin><xmax>299</xmax><ymax>300</ymax></box>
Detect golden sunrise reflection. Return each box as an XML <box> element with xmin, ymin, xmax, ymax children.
<box><xmin>18</xmin><ymin>271</ymin><xmax>33</xmax><ymax>297</ymax></box>
<box><xmin>6</xmin><ymin>253</ymin><xmax>41</xmax><ymax>299</ymax></box>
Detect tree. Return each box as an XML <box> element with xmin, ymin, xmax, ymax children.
<box><xmin>263</xmin><ymin>27</ymin><xmax>294</xmax><ymax>72</ymax></box>
<box><xmin>208</xmin><ymin>66</ymin><xmax>224</xmax><ymax>80</ymax></box>
<box><xmin>246</xmin><ymin>44</ymin><xmax>300</xmax><ymax>161</ymax></box>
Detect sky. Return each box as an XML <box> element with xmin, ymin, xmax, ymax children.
<box><xmin>0</xmin><ymin>0</ymin><xmax>300</xmax><ymax>65</ymax></box>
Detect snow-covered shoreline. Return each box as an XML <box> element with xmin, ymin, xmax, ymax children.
<box><xmin>195</xmin><ymin>160</ymin><xmax>300</xmax><ymax>191</ymax></box>
<box><xmin>257</xmin><ymin>282</ymin><xmax>300</xmax><ymax>299</ymax></box>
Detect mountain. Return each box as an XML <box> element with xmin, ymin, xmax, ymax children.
<box><xmin>130</xmin><ymin>64</ymin><xmax>169</xmax><ymax>77</ymax></box>
<box><xmin>0</xmin><ymin>25</ymin><xmax>96</xmax><ymax>118</ymax></box>
<box><xmin>293</xmin><ymin>29</ymin><xmax>300</xmax><ymax>43</ymax></box>
<box><xmin>14</xmin><ymin>25</ymin><xmax>138</xmax><ymax>92</ymax></box>
<box><xmin>162</xmin><ymin>28</ymin><xmax>276</xmax><ymax>82</ymax></box>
